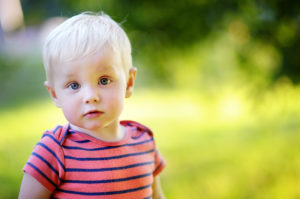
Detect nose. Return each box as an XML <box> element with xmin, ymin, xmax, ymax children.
<box><xmin>83</xmin><ymin>86</ymin><xmax>100</xmax><ymax>104</ymax></box>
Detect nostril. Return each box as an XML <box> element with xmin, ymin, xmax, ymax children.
<box><xmin>84</xmin><ymin>87</ymin><xmax>100</xmax><ymax>104</ymax></box>
<box><xmin>85</xmin><ymin>96</ymin><xmax>100</xmax><ymax>104</ymax></box>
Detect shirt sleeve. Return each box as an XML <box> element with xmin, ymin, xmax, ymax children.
<box><xmin>23</xmin><ymin>131</ymin><xmax>65</xmax><ymax>192</ymax></box>
<box><xmin>153</xmin><ymin>147</ymin><xmax>166</xmax><ymax>176</ymax></box>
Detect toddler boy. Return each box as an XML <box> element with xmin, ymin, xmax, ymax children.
<box><xmin>18</xmin><ymin>12</ymin><xmax>165</xmax><ymax>199</ymax></box>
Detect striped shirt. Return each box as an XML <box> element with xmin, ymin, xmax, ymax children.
<box><xmin>23</xmin><ymin>120</ymin><xmax>165</xmax><ymax>199</ymax></box>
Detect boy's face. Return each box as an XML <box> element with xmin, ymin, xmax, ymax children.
<box><xmin>45</xmin><ymin>47</ymin><xmax>136</xmax><ymax>133</ymax></box>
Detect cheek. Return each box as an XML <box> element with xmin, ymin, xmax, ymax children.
<box><xmin>61</xmin><ymin>100</ymin><xmax>80</xmax><ymax>121</ymax></box>
<box><xmin>104</xmin><ymin>88</ymin><xmax>125</xmax><ymax>111</ymax></box>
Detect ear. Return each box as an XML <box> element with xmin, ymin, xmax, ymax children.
<box><xmin>44</xmin><ymin>81</ymin><xmax>61</xmax><ymax>107</ymax></box>
<box><xmin>125</xmin><ymin>67</ymin><xmax>137</xmax><ymax>98</ymax></box>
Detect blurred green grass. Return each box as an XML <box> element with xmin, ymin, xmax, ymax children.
<box><xmin>1</xmin><ymin>86</ymin><xmax>300</xmax><ymax>199</ymax></box>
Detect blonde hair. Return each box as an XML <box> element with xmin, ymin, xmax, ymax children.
<box><xmin>43</xmin><ymin>12</ymin><xmax>132</xmax><ymax>84</ymax></box>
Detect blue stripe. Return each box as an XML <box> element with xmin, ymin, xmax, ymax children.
<box><xmin>37</xmin><ymin>142</ymin><xmax>65</xmax><ymax>171</ymax></box>
<box><xmin>62</xmin><ymin>172</ymin><xmax>152</xmax><ymax>184</ymax></box>
<box><xmin>144</xmin><ymin>196</ymin><xmax>152</xmax><ymax>199</ymax></box>
<box><xmin>41</xmin><ymin>134</ymin><xmax>60</xmax><ymax>146</ymax></box>
<box><xmin>69</xmin><ymin>139</ymin><xmax>91</xmax><ymax>143</ymax></box>
<box><xmin>63</xmin><ymin>138</ymin><xmax>153</xmax><ymax>151</ymax></box>
<box><xmin>52</xmin><ymin>125</ymin><xmax>63</xmax><ymax>135</ymax></box>
<box><xmin>32</xmin><ymin>152</ymin><xmax>60</xmax><ymax>177</ymax></box>
<box><xmin>66</xmin><ymin>161</ymin><xmax>154</xmax><ymax>172</ymax></box>
<box><xmin>64</xmin><ymin>149</ymin><xmax>155</xmax><ymax>161</ymax></box>
<box><xmin>60</xmin><ymin>125</ymin><xmax>69</xmax><ymax>145</ymax></box>
<box><xmin>57</xmin><ymin>184</ymin><xmax>152</xmax><ymax>195</ymax></box>
<box><xmin>27</xmin><ymin>162</ymin><xmax>57</xmax><ymax>188</ymax></box>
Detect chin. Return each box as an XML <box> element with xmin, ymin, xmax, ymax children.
<box><xmin>85</xmin><ymin>122</ymin><xmax>105</xmax><ymax>130</ymax></box>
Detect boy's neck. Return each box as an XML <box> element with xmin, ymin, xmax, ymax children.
<box><xmin>69</xmin><ymin>121</ymin><xmax>126</xmax><ymax>142</ymax></box>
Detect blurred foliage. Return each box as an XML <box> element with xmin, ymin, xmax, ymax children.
<box><xmin>0</xmin><ymin>51</ymin><xmax>46</xmax><ymax>108</ymax></box>
<box><xmin>19</xmin><ymin>0</ymin><xmax>300</xmax><ymax>87</ymax></box>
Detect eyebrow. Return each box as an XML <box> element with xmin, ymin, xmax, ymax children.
<box><xmin>62</xmin><ymin>71</ymin><xmax>77</xmax><ymax>79</ymax></box>
<box><xmin>96</xmin><ymin>65</ymin><xmax>119</xmax><ymax>75</ymax></box>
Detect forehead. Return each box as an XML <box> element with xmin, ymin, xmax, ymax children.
<box><xmin>54</xmin><ymin>47</ymin><xmax>126</xmax><ymax>77</ymax></box>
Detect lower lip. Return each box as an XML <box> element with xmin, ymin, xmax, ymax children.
<box><xmin>84</xmin><ymin>112</ymin><xmax>103</xmax><ymax>119</ymax></box>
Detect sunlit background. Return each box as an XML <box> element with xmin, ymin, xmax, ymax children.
<box><xmin>1</xmin><ymin>0</ymin><xmax>300</xmax><ymax>198</ymax></box>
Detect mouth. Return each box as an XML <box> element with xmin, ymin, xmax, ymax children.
<box><xmin>83</xmin><ymin>110</ymin><xmax>104</xmax><ymax>118</ymax></box>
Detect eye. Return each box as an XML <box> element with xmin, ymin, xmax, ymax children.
<box><xmin>68</xmin><ymin>82</ymin><xmax>80</xmax><ymax>90</ymax></box>
<box><xmin>99</xmin><ymin>78</ymin><xmax>111</xmax><ymax>85</ymax></box>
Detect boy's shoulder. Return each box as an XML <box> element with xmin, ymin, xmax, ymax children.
<box><xmin>120</xmin><ymin>120</ymin><xmax>153</xmax><ymax>137</ymax></box>
<box><xmin>42</xmin><ymin>125</ymin><xmax>69</xmax><ymax>145</ymax></box>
